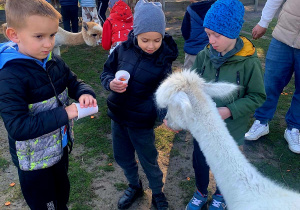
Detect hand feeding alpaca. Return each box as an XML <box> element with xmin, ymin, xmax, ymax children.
<box><xmin>155</xmin><ymin>70</ymin><xmax>300</xmax><ymax>210</ymax></box>
<box><xmin>1</xmin><ymin>22</ymin><xmax>102</xmax><ymax>56</ymax></box>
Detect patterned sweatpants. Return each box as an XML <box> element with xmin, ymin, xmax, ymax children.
<box><xmin>81</xmin><ymin>7</ymin><xmax>101</xmax><ymax>26</ymax></box>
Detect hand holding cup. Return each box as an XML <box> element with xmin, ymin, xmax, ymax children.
<box><xmin>73</xmin><ymin>103</ymin><xmax>98</xmax><ymax>120</ymax></box>
<box><xmin>115</xmin><ymin>70</ymin><xmax>130</xmax><ymax>84</ymax></box>
<box><xmin>110</xmin><ymin>70</ymin><xmax>130</xmax><ymax>93</ymax></box>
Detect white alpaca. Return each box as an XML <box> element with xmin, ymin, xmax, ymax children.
<box><xmin>2</xmin><ymin>22</ymin><xmax>102</xmax><ymax>56</ymax></box>
<box><xmin>155</xmin><ymin>70</ymin><xmax>300</xmax><ymax>210</ymax></box>
<box><xmin>53</xmin><ymin>21</ymin><xmax>102</xmax><ymax>55</ymax></box>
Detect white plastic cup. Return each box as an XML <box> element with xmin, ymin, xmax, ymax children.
<box><xmin>115</xmin><ymin>70</ymin><xmax>130</xmax><ymax>84</ymax></box>
<box><xmin>73</xmin><ymin>103</ymin><xmax>98</xmax><ymax>120</ymax></box>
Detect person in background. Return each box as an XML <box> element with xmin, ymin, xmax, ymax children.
<box><xmin>182</xmin><ymin>0</ymin><xmax>266</xmax><ymax>209</ymax></box>
<box><xmin>244</xmin><ymin>0</ymin><xmax>300</xmax><ymax>154</ymax></box>
<box><xmin>59</xmin><ymin>0</ymin><xmax>79</xmax><ymax>32</ymax></box>
<box><xmin>97</xmin><ymin>0</ymin><xmax>109</xmax><ymax>25</ymax></box>
<box><xmin>80</xmin><ymin>0</ymin><xmax>101</xmax><ymax>26</ymax></box>
<box><xmin>101</xmin><ymin>0</ymin><xmax>133</xmax><ymax>54</ymax></box>
<box><xmin>181</xmin><ymin>0</ymin><xmax>215</xmax><ymax>69</ymax></box>
<box><xmin>0</xmin><ymin>0</ymin><xmax>97</xmax><ymax>209</ymax></box>
<box><xmin>100</xmin><ymin>0</ymin><xmax>178</xmax><ymax>209</ymax></box>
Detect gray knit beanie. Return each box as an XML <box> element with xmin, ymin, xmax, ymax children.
<box><xmin>133</xmin><ymin>0</ymin><xmax>166</xmax><ymax>37</ymax></box>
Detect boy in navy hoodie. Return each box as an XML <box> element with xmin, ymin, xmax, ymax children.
<box><xmin>0</xmin><ymin>0</ymin><xmax>96</xmax><ymax>209</ymax></box>
<box><xmin>181</xmin><ymin>0</ymin><xmax>215</xmax><ymax>69</ymax></box>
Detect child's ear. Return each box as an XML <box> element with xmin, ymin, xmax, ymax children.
<box><xmin>5</xmin><ymin>27</ymin><xmax>20</xmax><ymax>43</ymax></box>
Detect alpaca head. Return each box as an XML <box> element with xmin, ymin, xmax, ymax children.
<box><xmin>2</xmin><ymin>23</ymin><xmax>9</xmax><ymax>40</ymax></box>
<box><xmin>82</xmin><ymin>22</ymin><xmax>103</xmax><ymax>46</ymax></box>
<box><xmin>155</xmin><ymin>70</ymin><xmax>238</xmax><ymax>130</ymax></box>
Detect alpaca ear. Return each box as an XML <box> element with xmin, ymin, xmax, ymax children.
<box><xmin>82</xmin><ymin>22</ymin><xmax>88</xmax><ymax>31</ymax></box>
<box><xmin>170</xmin><ymin>91</ymin><xmax>193</xmax><ymax>115</ymax></box>
<box><xmin>2</xmin><ymin>23</ymin><xmax>10</xmax><ymax>40</ymax></box>
<box><xmin>203</xmin><ymin>82</ymin><xmax>239</xmax><ymax>99</ymax></box>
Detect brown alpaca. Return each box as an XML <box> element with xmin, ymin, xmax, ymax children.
<box><xmin>1</xmin><ymin>21</ymin><xmax>102</xmax><ymax>56</ymax></box>
<box><xmin>54</xmin><ymin>21</ymin><xmax>102</xmax><ymax>55</ymax></box>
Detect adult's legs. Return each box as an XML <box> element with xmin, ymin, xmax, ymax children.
<box><xmin>111</xmin><ymin>120</ymin><xmax>140</xmax><ymax>187</ymax></box>
<box><xmin>285</xmin><ymin>47</ymin><xmax>300</xmax><ymax>130</ymax></box>
<box><xmin>82</xmin><ymin>7</ymin><xmax>101</xmax><ymax>26</ymax></box>
<box><xmin>183</xmin><ymin>53</ymin><xmax>197</xmax><ymax>70</ymax></box>
<box><xmin>254</xmin><ymin>38</ymin><xmax>295</xmax><ymax>124</ymax></box>
<box><xmin>61</xmin><ymin>6</ymin><xmax>71</xmax><ymax>32</ymax></box>
<box><xmin>69</xmin><ymin>5</ymin><xmax>79</xmax><ymax>33</ymax></box>
<box><xmin>97</xmin><ymin>0</ymin><xmax>109</xmax><ymax>25</ymax></box>
<box><xmin>127</xmin><ymin>126</ymin><xmax>164</xmax><ymax>194</ymax></box>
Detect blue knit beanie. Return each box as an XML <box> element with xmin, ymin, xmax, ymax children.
<box><xmin>133</xmin><ymin>0</ymin><xmax>166</xmax><ymax>37</ymax></box>
<box><xmin>203</xmin><ymin>0</ymin><xmax>244</xmax><ymax>39</ymax></box>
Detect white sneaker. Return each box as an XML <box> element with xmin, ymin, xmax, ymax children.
<box><xmin>245</xmin><ymin>120</ymin><xmax>269</xmax><ymax>140</ymax></box>
<box><xmin>284</xmin><ymin>128</ymin><xmax>300</xmax><ymax>154</ymax></box>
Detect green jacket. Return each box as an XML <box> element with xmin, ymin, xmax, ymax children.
<box><xmin>192</xmin><ymin>36</ymin><xmax>266</xmax><ymax>144</ymax></box>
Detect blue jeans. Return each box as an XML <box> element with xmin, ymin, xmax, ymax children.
<box><xmin>111</xmin><ymin>120</ymin><xmax>164</xmax><ymax>194</ymax></box>
<box><xmin>254</xmin><ymin>38</ymin><xmax>300</xmax><ymax>130</ymax></box>
<box><xmin>193</xmin><ymin>139</ymin><xmax>221</xmax><ymax>195</ymax></box>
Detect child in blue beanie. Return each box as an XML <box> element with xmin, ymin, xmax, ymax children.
<box><xmin>100</xmin><ymin>0</ymin><xmax>178</xmax><ymax>209</ymax></box>
<box><xmin>184</xmin><ymin>0</ymin><xmax>266</xmax><ymax>209</ymax></box>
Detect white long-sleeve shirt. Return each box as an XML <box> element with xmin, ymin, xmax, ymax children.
<box><xmin>258</xmin><ymin>0</ymin><xmax>285</xmax><ymax>28</ymax></box>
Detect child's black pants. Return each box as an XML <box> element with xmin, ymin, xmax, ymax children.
<box><xmin>17</xmin><ymin>147</ymin><xmax>70</xmax><ymax>210</ymax></box>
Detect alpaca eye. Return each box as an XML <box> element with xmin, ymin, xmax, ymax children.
<box><xmin>92</xmin><ymin>34</ymin><xmax>97</xmax><ymax>37</ymax></box>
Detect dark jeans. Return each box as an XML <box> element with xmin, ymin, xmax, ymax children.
<box><xmin>111</xmin><ymin>120</ymin><xmax>164</xmax><ymax>194</ymax></box>
<box><xmin>17</xmin><ymin>147</ymin><xmax>70</xmax><ymax>210</ymax></box>
<box><xmin>254</xmin><ymin>38</ymin><xmax>300</xmax><ymax>129</ymax></box>
<box><xmin>61</xmin><ymin>5</ymin><xmax>79</xmax><ymax>32</ymax></box>
<box><xmin>97</xmin><ymin>0</ymin><xmax>109</xmax><ymax>24</ymax></box>
<box><xmin>193</xmin><ymin>139</ymin><xmax>221</xmax><ymax>195</ymax></box>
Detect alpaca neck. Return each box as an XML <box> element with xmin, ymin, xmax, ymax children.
<box><xmin>188</xmin><ymin>92</ymin><xmax>262</xmax><ymax>199</ymax></box>
<box><xmin>55</xmin><ymin>27</ymin><xmax>84</xmax><ymax>46</ymax></box>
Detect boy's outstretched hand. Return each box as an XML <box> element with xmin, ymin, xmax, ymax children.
<box><xmin>65</xmin><ymin>94</ymin><xmax>97</xmax><ymax>120</ymax></box>
<box><xmin>110</xmin><ymin>78</ymin><xmax>128</xmax><ymax>93</ymax></box>
<box><xmin>217</xmin><ymin>107</ymin><xmax>231</xmax><ymax>120</ymax></box>
<box><xmin>78</xmin><ymin>94</ymin><xmax>97</xmax><ymax>108</ymax></box>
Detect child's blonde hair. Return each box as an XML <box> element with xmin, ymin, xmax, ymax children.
<box><xmin>5</xmin><ymin>0</ymin><xmax>61</xmax><ymax>29</ymax></box>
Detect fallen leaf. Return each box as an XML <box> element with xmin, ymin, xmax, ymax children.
<box><xmin>90</xmin><ymin>116</ymin><xmax>95</xmax><ymax>119</ymax></box>
<box><xmin>5</xmin><ymin>201</ymin><xmax>11</xmax><ymax>206</ymax></box>
<box><xmin>9</xmin><ymin>182</ymin><xmax>15</xmax><ymax>187</ymax></box>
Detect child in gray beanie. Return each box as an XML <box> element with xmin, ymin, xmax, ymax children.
<box><xmin>133</xmin><ymin>0</ymin><xmax>166</xmax><ymax>37</ymax></box>
<box><xmin>100</xmin><ymin>0</ymin><xmax>178</xmax><ymax>209</ymax></box>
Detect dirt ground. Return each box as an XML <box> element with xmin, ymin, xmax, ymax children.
<box><xmin>0</xmin><ymin>2</ymin><xmax>266</xmax><ymax>210</ymax></box>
